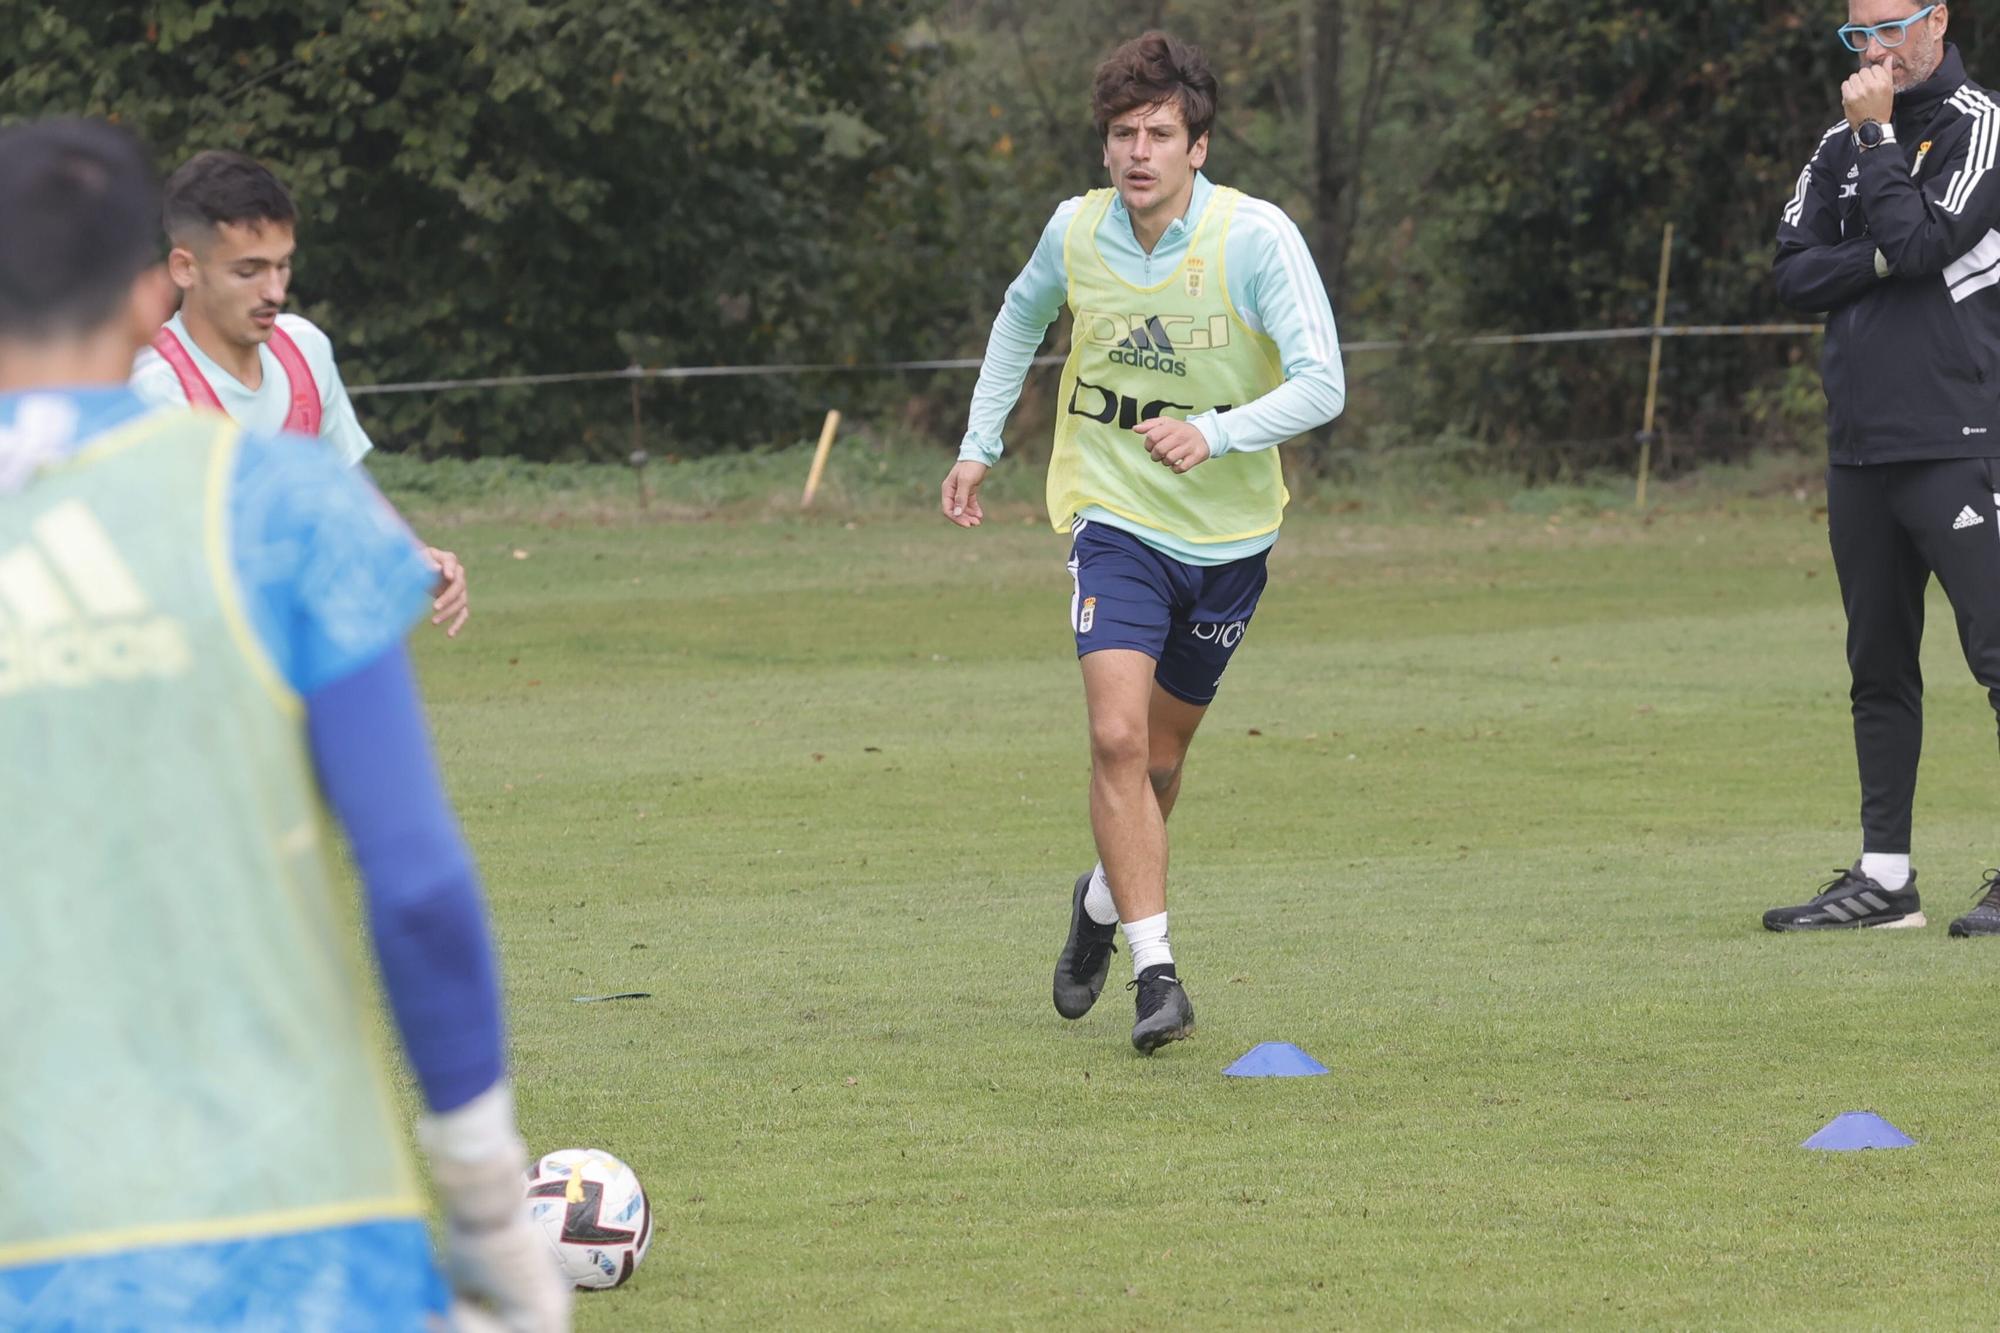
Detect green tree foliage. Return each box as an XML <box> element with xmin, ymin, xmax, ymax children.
<box><xmin>0</xmin><ymin>0</ymin><xmax>962</xmax><ymax>456</ymax></box>
<box><xmin>11</xmin><ymin>1</ymin><xmax>1982</xmax><ymax>471</ymax></box>
<box><xmin>1388</xmin><ymin>4</ymin><xmax>1827</xmax><ymax>466</ymax></box>
<box><xmin>1413</xmin><ymin>2</ymin><xmax>2000</xmax><ymax>470</ymax></box>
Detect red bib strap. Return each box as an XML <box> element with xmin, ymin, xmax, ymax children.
<box><xmin>265</xmin><ymin>325</ymin><xmax>322</xmax><ymax>436</ymax></box>
<box><xmin>148</xmin><ymin>323</ymin><xmax>322</xmax><ymax>436</ymax></box>
<box><xmin>149</xmin><ymin>327</ymin><xmax>225</xmax><ymax>414</ymax></box>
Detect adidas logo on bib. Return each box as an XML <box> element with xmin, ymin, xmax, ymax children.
<box><xmin>0</xmin><ymin>500</ymin><xmax>191</xmax><ymax>695</ymax></box>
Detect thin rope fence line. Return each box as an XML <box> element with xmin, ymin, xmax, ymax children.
<box><xmin>345</xmin><ymin>322</ymin><xmax>1826</xmax><ymax>398</ymax></box>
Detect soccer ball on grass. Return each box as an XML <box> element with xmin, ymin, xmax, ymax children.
<box><xmin>525</xmin><ymin>1148</ymin><xmax>653</xmax><ymax>1290</ymax></box>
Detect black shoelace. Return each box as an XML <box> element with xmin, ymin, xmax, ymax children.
<box><xmin>1968</xmin><ymin>867</ymin><xmax>2000</xmax><ymax>910</ymax></box>
<box><xmin>1069</xmin><ymin>938</ymin><xmax>1115</xmax><ymax>979</ymax></box>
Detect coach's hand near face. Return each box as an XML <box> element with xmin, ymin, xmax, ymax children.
<box><xmin>1843</xmin><ymin>62</ymin><xmax>1895</xmax><ymax>128</ymax></box>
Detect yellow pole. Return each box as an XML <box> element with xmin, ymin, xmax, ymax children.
<box><xmin>1636</xmin><ymin>222</ymin><xmax>1674</xmax><ymax>510</ymax></box>
<box><xmin>800</xmin><ymin>409</ymin><xmax>841</xmax><ymax>508</ymax></box>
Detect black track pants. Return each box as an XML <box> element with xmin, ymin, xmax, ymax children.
<box><xmin>1827</xmin><ymin>458</ymin><xmax>2000</xmax><ymax>852</ymax></box>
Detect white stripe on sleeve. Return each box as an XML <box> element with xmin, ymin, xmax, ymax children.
<box><xmin>1234</xmin><ymin>199</ymin><xmax>1338</xmax><ymax>366</ymax></box>
<box><xmin>1783</xmin><ymin>120</ymin><xmax>1849</xmax><ymax>229</ymax></box>
<box><xmin>1943</xmin><ymin>89</ymin><xmax>1999</xmax><ymax>216</ymax></box>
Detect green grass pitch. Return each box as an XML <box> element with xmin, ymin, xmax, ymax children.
<box><xmin>405</xmin><ymin>498</ymin><xmax>2000</xmax><ymax>1328</ymax></box>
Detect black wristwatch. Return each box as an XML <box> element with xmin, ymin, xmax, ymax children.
<box><xmin>1856</xmin><ymin>119</ymin><xmax>1895</xmax><ymax>151</ymax></box>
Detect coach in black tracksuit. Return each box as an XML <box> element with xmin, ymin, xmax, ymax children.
<box><xmin>1770</xmin><ymin>13</ymin><xmax>2000</xmax><ymax>935</ymax></box>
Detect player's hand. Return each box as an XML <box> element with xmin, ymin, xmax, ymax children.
<box><xmin>941</xmin><ymin>460</ymin><xmax>989</xmax><ymax>528</ymax></box>
<box><xmin>1844</xmin><ymin>62</ymin><xmax>1895</xmax><ymax>130</ymax></box>
<box><xmin>1136</xmin><ymin>417</ymin><xmax>1211</xmax><ymax>474</ymax></box>
<box><xmin>426</xmin><ymin>546</ymin><xmax>470</xmax><ymax>637</ymax></box>
<box><xmin>421</xmin><ymin>1085</ymin><xmax>572</xmax><ymax>1333</ymax></box>
<box><xmin>441</xmin><ymin>1209</ymin><xmax>572</xmax><ymax>1333</ymax></box>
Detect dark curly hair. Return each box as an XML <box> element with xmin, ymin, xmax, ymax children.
<box><xmin>1090</xmin><ymin>31</ymin><xmax>1218</xmax><ymax>144</ymax></box>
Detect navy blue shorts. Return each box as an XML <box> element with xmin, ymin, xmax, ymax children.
<box><xmin>1065</xmin><ymin>519</ymin><xmax>1270</xmax><ymax>706</ymax></box>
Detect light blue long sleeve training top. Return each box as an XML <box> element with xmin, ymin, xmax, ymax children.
<box><xmin>959</xmin><ymin>171</ymin><xmax>1346</xmax><ymax>564</ymax></box>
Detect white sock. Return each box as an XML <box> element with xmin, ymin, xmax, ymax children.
<box><xmin>1082</xmin><ymin>862</ymin><xmax>1119</xmax><ymax>926</ymax></box>
<box><xmin>1860</xmin><ymin>853</ymin><xmax>1911</xmax><ymax>891</ymax></box>
<box><xmin>1123</xmin><ymin>911</ymin><xmax>1173</xmax><ymax>975</ymax></box>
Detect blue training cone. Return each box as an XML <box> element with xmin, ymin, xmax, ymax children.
<box><xmin>1223</xmin><ymin>1042</ymin><xmax>1329</xmax><ymax>1078</ymax></box>
<box><xmin>1802</xmin><ymin>1111</ymin><xmax>1916</xmax><ymax>1151</ymax></box>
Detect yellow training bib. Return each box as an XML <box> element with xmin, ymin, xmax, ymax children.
<box><xmin>1047</xmin><ymin>186</ymin><xmax>1288</xmax><ymax>542</ymax></box>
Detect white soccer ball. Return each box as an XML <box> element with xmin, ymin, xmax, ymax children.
<box><xmin>525</xmin><ymin>1148</ymin><xmax>653</xmax><ymax>1290</ymax></box>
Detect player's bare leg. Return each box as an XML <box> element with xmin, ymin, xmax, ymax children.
<box><xmin>1146</xmin><ymin>681</ymin><xmax>1208</xmax><ymax>822</ymax></box>
<box><xmin>1077</xmin><ymin>649</ymin><xmax>1195</xmax><ymax>1051</ymax></box>
<box><xmin>1055</xmin><ymin>662</ymin><xmax>1212</xmax><ymax>1031</ymax></box>
<box><xmin>1084</xmin><ymin>649</ymin><xmax>1168</xmax><ymax>922</ymax></box>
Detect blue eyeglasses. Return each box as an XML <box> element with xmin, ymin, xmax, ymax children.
<box><xmin>1838</xmin><ymin>5</ymin><xmax>1938</xmax><ymax>52</ymax></box>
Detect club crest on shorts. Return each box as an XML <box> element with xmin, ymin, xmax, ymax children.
<box><xmin>1079</xmin><ymin>596</ymin><xmax>1096</xmax><ymax>633</ymax></box>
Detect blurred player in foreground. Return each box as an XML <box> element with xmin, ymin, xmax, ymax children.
<box><xmin>130</xmin><ymin>149</ymin><xmax>470</xmax><ymax>636</ymax></box>
<box><xmin>0</xmin><ymin>118</ymin><xmax>565</xmax><ymax>1331</ymax></box>
<box><xmin>940</xmin><ymin>32</ymin><xmax>1345</xmax><ymax>1052</ymax></box>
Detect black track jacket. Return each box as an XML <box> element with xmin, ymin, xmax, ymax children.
<box><xmin>1775</xmin><ymin>45</ymin><xmax>2000</xmax><ymax>463</ymax></box>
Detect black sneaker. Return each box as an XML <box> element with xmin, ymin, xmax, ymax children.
<box><xmin>1762</xmin><ymin>863</ymin><xmax>1925</xmax><ymax>931</ymax></box>
<box><xmin>1128</xmin><ymin>964</ymin><xmax>1195</xmax><ymax>1053</ymax></box>
<box><xmin>1948</xmin><ymin>868</ymin><xmax>2000</xmax><ymax>937</ymax></box>
<box><xmin>1053</xmin><ymin>872</ymin><xmax>1117</xmax><ymax>1019</ymax></box>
